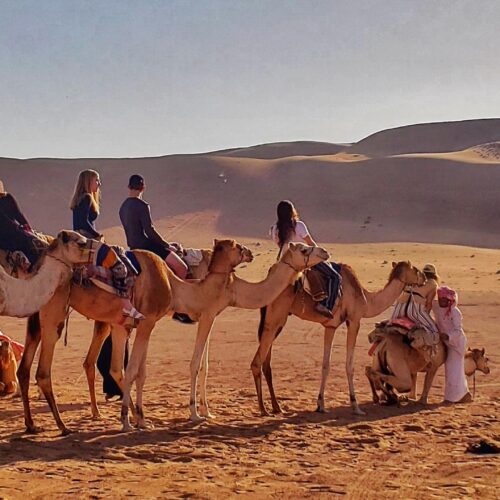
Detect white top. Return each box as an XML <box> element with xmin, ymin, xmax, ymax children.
<box><xmin>270</xmin><ymin>220</ymin><xmax>310</xmax><ymax>246</ymax></box>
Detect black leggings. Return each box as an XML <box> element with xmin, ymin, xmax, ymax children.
<box><xmin>314</xmin><ymin>262</ymin><xmax>342</xmax><ymax>311</ymax></box>
<box><xmin>97</xmin><ymin>336</ymin><xmax>129</xmax><ymax>398</ymax></box>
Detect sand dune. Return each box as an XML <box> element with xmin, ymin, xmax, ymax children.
<box><xmin>1</xmin><ymin>119</ymin><xmax>500</xmax><ymax>248</ymax></box>
<box><xmin>209</xmin><ymin>140</ymin><xmax>347</xmax><ymax>159</ymax></box>
<box><xmin>1</xmin><ymin>119</ymin><xmax>500</xmax><ymax>497</ymax></box>
<box><xmin>347</xmin><ymin>118</ymin><xmax>500</xmax><ymax>157</ymax></box>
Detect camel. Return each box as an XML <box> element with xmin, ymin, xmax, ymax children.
<box><xmin>366</xmin><ymin>330</ymin><xmax>490</xmax><ymax>404</ymax></box>
<box><xmin>0</xmin><ymin>230</ymin><xmax>94</xmax><ymax>318</ymax></box>
<box><xmin>179</xmin><ymin>242</ymin><xmax>330</xmax><ymax>424</ymax></box>
<box><xmin>0</xmin><ymin>340</ymin><xmax>18</xmax><ymax>395</ymax></box>
<box><xmin>19</xmin><ymin>239</ymin><xmax>253</xmax><ymax>435</ymax></box>
<box><xmin>251</xmin><ymin>261</ymin><xmax>425</xmax><ymax>416</ymax></box>
<box><xmin>83</xmin><ymin>246</ymin><xmax>213</xmax><ymax>421</ymax></box>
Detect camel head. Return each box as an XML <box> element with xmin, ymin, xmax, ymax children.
<box><xmin>281</xmin><ymin>243</ymin><xmax>330</xmax><ymax>271</ymax></box>
<box><xmin>0</xmin><ymin>339</ymin><xmax>14</xmax><ymax>367</ymax></box>
<box><xmin>209</xmin><ymin>239</ymin><xmax>253</xmax><ymax>273</ymax></box>
<box><xmin>390</xmin><ymin>261</ymin><xmax>425</xmax><ymax>286</ymax></box>
<box><xmin>47</xmin><ymin>230</ymin><xmax>97</xmax><ymax>266</ymax></box>
<box><xmin>468</xmin><ymin>347</ymin><xmax>490</xmax><ymax>374</ymax></box>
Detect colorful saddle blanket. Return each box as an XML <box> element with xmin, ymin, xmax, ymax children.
<box><xmin>75</xmin><ymin>243</ymin><xmax>141</xmax><ymax>298</ymax></box>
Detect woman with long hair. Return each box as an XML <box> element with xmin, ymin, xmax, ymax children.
<box><xmin>391</xmin><ymin>263</ymin><xmax>439</xmax><ymax>336</ymax></box>
<box><xmin>70</xmin><ymin>170</ymin><xmax>139</xmax><ymax>400</ymax></box>
<box><xmin>70</xmin><ymin>169</ymin><xmax>102</xmax><ymax>239</ymax></box>
<box><xmin>270</xmin><ymin>200</ymin><xmax>340</xmax><ymax>318</ymax></box>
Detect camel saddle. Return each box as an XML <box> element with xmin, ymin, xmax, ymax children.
<box><xmin>302</xmin><ymin>262</ymin><xmax>343</xmax><ymax>309</ymax></box>
<box><xmin>368</xmin><ymin>318</ymin><xmax>440</xmax><ymax>361</ymax></box>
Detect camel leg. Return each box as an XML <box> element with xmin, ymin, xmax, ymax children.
<box><xmin>83</xmin><ymin>321</ymin><xmax>111</xmax><ymax>419</ymax></box>
<box><xmin>198</xmin><ymin>336</ymin><xmax>214</xmax><ymax>418</ymax></box>
<box><xmin>134</xmin><ymin>340</ymin><xmax>152</xmax><ymax>429</ymax></box>
<box><xmin>345</xmin><ymin>320</ymin><xmax>364</xmax><ymax>415</ymax></box>
<box><xmin>17</xmin><ymin>315</ymin><xmax>41</xmax><ymax>433</ymax></box>
<box><xmin>316</xmin><ymin>326</ymin><xmax>337</xmax><ymax>413</ymax></box>
<box><xmin>190</xmin><ymin>314</ymin><xmax>215</xmax><ymax>422</ymax></box>
<box><xmin>365</xmin><ymin>366</ymin><xmax>380</xmax><ymax>404</ymax></box>
<box><xmin>36</xmin><ymin>323</ymin><xmax>71</xmax><ymax>435</ymax></box>
<box><xmin>409</xmin><ymin>373</ymin><xmax>417</xmax><ymax>400</ymax></box>
<box><xmin>418</xmin><ymin>366</ymin><xmax>438</xmax><ymax>405</ymax></box>
<box><xmin>121</xmin><ymin>321</ymin><xmax>154</xmax><ymax>431</ymax></box>
<box><xmin>366</xmin><ymin>367</ymin><xmax>413</xmax><ymax>395</ymax></box>
<box><xmin>262</xmin><ymin>346</ymin><xmax>282</xmax><ymax>414</ymax></box>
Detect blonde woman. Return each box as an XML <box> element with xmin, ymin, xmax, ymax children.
<box><xmin>70</xmin><ymin>169</ymin><xmax>102</xmax><ymax>239</ymax></box>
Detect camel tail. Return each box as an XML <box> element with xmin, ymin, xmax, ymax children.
<box><xmin>27</xmin><ymin>313</ymin><xmax>41</xmax><ymax>339</ymax></box>
<box><xmin>258</xmin><ymin>307</ymin><xmax>267</xmax><ymax>341</ymax></box>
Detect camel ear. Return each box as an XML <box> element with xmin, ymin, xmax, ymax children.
<box><xmin>289</xmin><ymin>242</ymin><xmax>297</xmax><ymax>251</ymax></box>
<box><xmin>213</xmin><ymin>239</ymin><xmax>220</xmax><ymax>246</ymax></box>
<box><xmin>60</xmin><ymin>230</ymin><xmax>70</xmax><ymax>244</ymax></box>
<box><xmin>481</xmin><ymin>348</ymin><xmax>485</xmax><ymax>356</ymax></box>
<box><xmin>392</xmin><ymin>261</ymin><xmax>397</xmax><ymax>268</ymax></box>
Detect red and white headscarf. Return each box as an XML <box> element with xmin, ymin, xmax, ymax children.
<box><xmin>437</xmin><ymin>286</ymin><xmax>457</xmax><ymax>317</ymax></box>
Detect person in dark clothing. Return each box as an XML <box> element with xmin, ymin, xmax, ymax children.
<box><xmin>0</xmin><ymin>180</ymin><xmax>44</xmax><ymax>269</ymax></box>
<box><xmin>119</xmin><ymin>174</ymin><xmax>188</xmax><ymax>278</ymax></box>
<box><xmin>70</xmin><ymin>169</ymin><xmax>102</xmax><ymax>240</ymax></box>
<box><xmin>96</xmin><ymin>335</ymin><xmax>129</xmax><ymax>400</ymax></box>
<box><xmin>120</xmin><ymin>174</ymin><xmax>193</xmax><ymax>324</ymax></box>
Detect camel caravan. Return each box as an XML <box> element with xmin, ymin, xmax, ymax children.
<box><xmin>0</xmin><ymin>176</ymin><xmax>491</xmax><ymax>435</ymax></box>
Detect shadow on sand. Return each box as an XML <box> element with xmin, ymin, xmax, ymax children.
<box><xmin>0</xmin><ymin>400</ymin><xmax>445</xmax><ymax>466</ymax></box>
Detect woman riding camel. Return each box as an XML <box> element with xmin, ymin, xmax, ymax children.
<box><xmin>0</xmin><ymin>179</ymin><xmax>47</xmax><ymax>271</ymax></box>
<box><xmin>391</xmin><ymin>262</ymin><xmax>439</xmax><ymax>337</ymax></box>
<box><xmin>433</xmin><ymin>286</ymin><xmax>472</xmax><ymax>403</ymax></box>
<box><xmin>270</xmin><ymin>200</ymin><xmax>340</xmax><ymax>318</ymax></box>
<box><xmin>70</xmin><ymin>169</ymin><xmax>140</xmax><ymax>400</ymax></box>
<box><xmin>70</xmin><ymin>169</ymin><xmax>103</xmax><ymax>240</ymax></box>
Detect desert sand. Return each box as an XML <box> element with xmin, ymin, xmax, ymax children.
<box><xmin>0</xmin><ymin>119</ymin><xmax>499</xmax><ymax>498</ymax></box>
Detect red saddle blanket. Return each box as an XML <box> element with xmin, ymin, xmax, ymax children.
<box><xmin>0</xmin><ymin>333</ymin><xmax>24</xmax><ymax>362</ymax></box>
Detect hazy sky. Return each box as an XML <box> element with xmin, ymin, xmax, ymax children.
<box><xmin>1</xmin><ymin>0</ymin><xmax>499</xmax><ymax>158</ymax></box>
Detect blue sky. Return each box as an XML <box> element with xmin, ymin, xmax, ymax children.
<box><xmin>1</xmin><ymin>0</ymin><xmax>499</xmax><ymax>158</ymax></box>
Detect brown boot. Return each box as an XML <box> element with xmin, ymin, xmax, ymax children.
<box><xmin>315</xmin><ymin>303</ymin><xmax>333</xmax><ymax>319</ymax></box>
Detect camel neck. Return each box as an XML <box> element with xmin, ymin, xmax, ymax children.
<box><xmin>363</xmin><ymin>276</ymin><xmax>406</xmax><ymax>318</ymax></box>
<box><xmin>0</xmin><ymin>253</ymin><xmax>69</xmax><ymax>317</ymax></box>
<box><xmin>229</xmin><ymin>261</ymin><xmax>299</xmax><ymax>309</ymax></box>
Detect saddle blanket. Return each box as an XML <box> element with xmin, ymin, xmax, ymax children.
<box><xmin>0</xmin><ymin>333</ymin><xmax>24</xmax><ymax>362</ymax></box>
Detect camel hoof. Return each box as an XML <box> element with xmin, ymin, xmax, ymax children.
<box><xmin>136</xmin><ymin>419</ymin><xmax>154</xmax><ymax>430</ymax></box>
<box><xmin>190</xmin><ymin>414</ymin><xmax>206</xmax><ymax>423</ymax></box>
<box><xmin>91</xmin><ymin>412</ymin><xmax>102</xmax><ymax>421</ymax></box>
<box><xmin>121</xmin><ymin>423</ymin><xmax>134</xmax><ymax>433</ymax></box>
<box><xmin>315</xmin><ymin>406</ymin><xmax>325</xmax><ymax>413</ymax></box>
<box><xmin>199</xmin><ymin>407</ymin><xmax>215</xmax><ymax>419</ymax></box>
<box><xmin>25</xmin><ymin>425</ymin><xmax>43</xmax><ymax>435</ymax></box>
<box><xmin>271</xmin><ymin>407</ymin><xmax>283</xmax><ymax>415</ymax></box>
<box><xmin>259</xmin><ymin>409</ymin><xmax>270</xmax><ymax>417</ymax></box>
<box><xmin>352</xmin><ymin>407</ymin><xmax>366</xmax><ymax>416</ymax></box>
<box><xmin>60</xmin><ymin>427</ymin><xmax>73</xmax><ymax>436</ymax></box>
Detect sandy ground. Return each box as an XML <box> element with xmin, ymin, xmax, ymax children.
<box><xmin>0</xmin><ymin>239</ymin><xmax>498</xmax><ymax>499</ymax></box>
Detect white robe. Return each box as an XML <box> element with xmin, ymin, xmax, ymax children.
<box><xmin>432</xmin><ymin>302</ymin><xmax>469</xmax><ymax>402</ymax></box>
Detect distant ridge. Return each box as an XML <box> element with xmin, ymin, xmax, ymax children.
<box><xmin>348</xmin><ymin>118</ymin><xmax>500</xmax><ymax>157</ymax></box>
<box><xmin>209</xmin><ymin>141</ymin><xmax>346</xmax><ymax>159</ymax></box>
